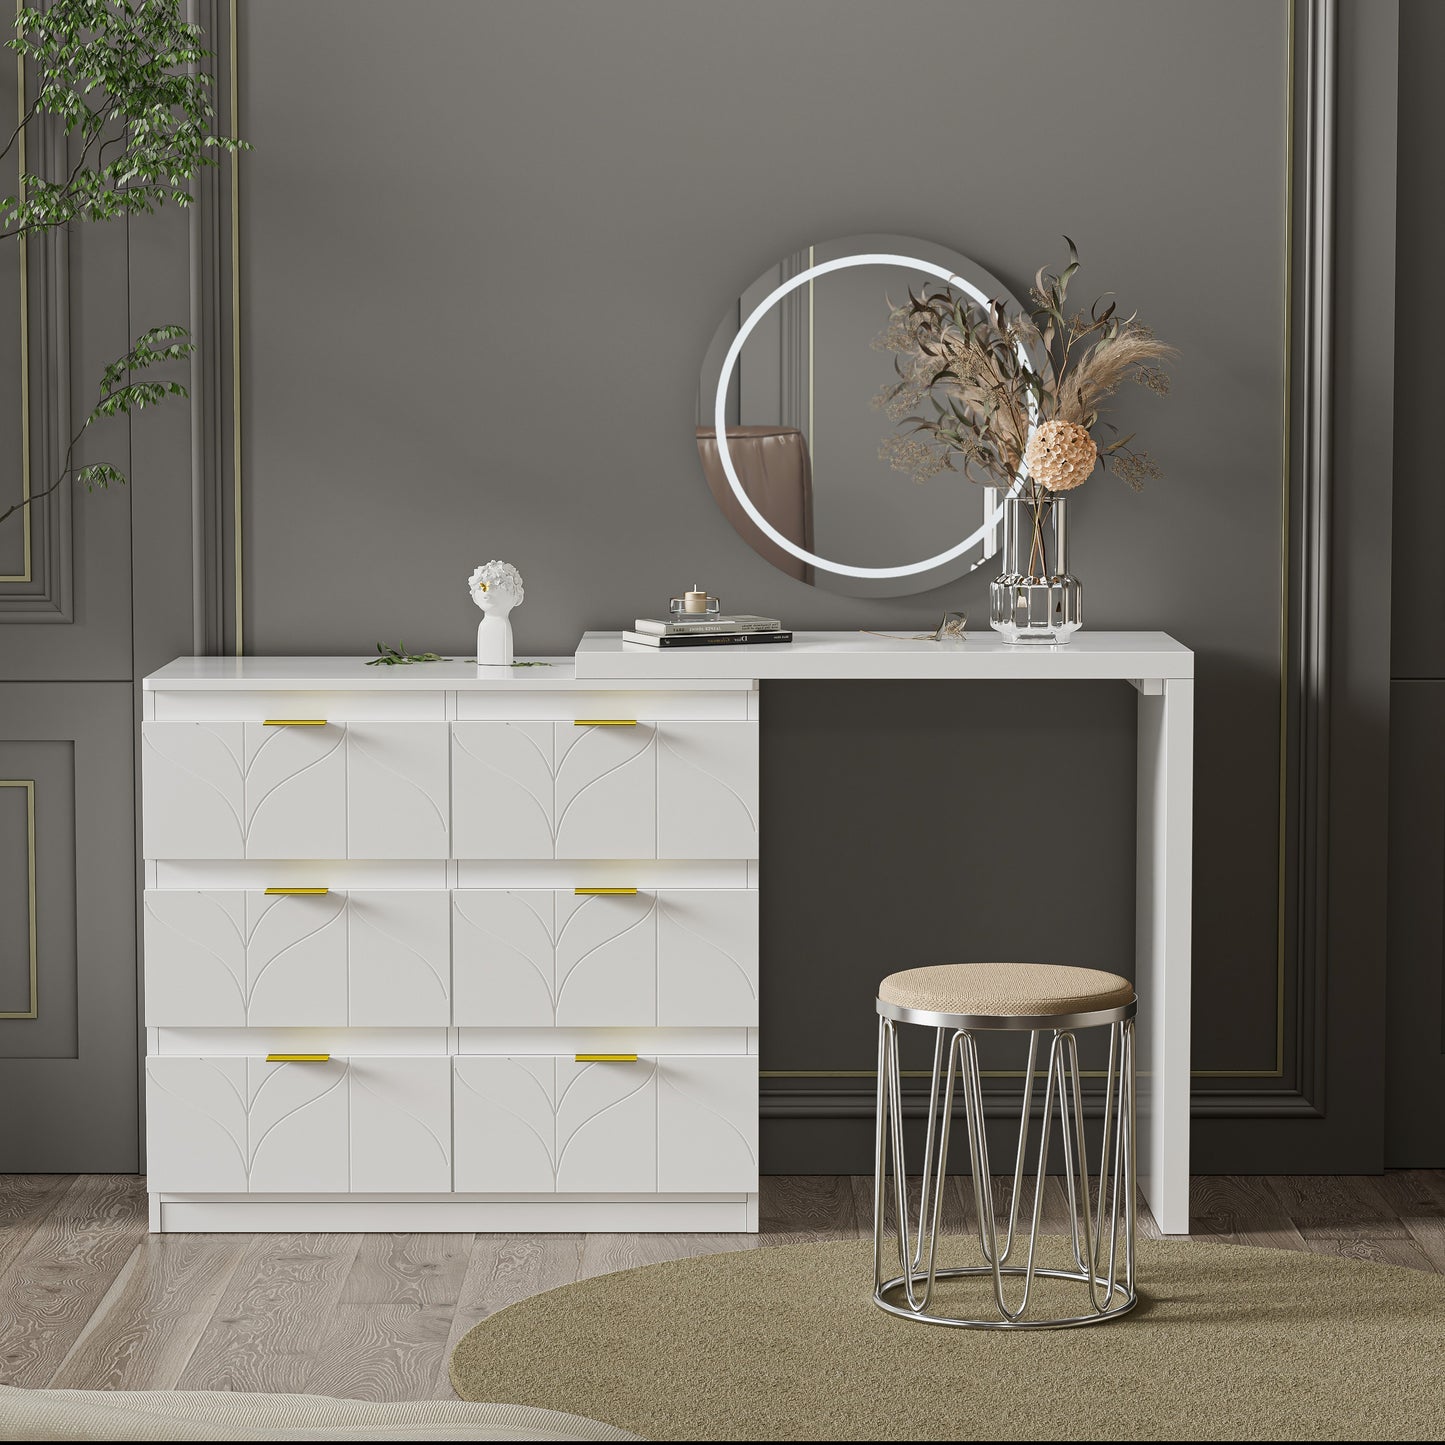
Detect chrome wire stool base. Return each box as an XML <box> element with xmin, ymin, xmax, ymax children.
<box><xmin>872</xmin><ymin>992</ymin><xmax>1138</xmax><ymax>1330</ymax></box>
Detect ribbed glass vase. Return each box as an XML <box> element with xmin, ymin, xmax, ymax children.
<box><xmin>988</xmin><ymin>493</ymin><xmax>1082</xmax><ymax>645</ymax></box>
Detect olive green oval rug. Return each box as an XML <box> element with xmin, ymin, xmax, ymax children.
<box><xmin>450</xmin><ymin>1236</ymin><xmax>1445</xmax><ymax>1440</ymax></box>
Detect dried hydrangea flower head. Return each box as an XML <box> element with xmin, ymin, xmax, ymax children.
<box><xmin>1024</xmin><ymin>419</ymin><xmax>1098</xmax><ymax>492</ymax></box>
<box><xmin>468</xmin><ymin>560</ymin><xmax>524</xmax><ymax>613</ymax></box>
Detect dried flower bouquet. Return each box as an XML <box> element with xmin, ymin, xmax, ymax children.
<box><xmin>874</xmin><ymin>240</ymin><xmax>1174</xmax><ymax>578</ymax></box>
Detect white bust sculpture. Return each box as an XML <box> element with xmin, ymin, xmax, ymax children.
<box><xmin>468</xmin><ymin>560</ymin><xmax>525</xmax><ymax>669</ymax></box>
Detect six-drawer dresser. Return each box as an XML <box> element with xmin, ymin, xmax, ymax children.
<box><xmin>141</xmin><ymin>657</ymin><xmax>760</xmax><ymax>1232</ymax></box>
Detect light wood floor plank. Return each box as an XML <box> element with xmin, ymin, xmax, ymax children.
<box><xmin>578</xmin><ymin>1230</ymin><xmax>754</xmax><ymax>1280</ymax></box>
<box><xmin>0</xmin><ymin>1175</ymin><xmax>74</xmax><ymax>1279</ymax></box>
<box><xmin>48</xmin><ymin>1232</ymin><xmax>251</xmax><ymax>1389</ymax></box>
<box><xmin>300</xmin><ymin>1233</ymin><xmax>473</xmax><ymax>1403</ymax></box>
<box><xmin>0</xmin><ymin>1175</ymin><xmax>148</xmax><ymax>1388</ymax></box>
<box><xmin>432</xmin><ymin>1234</ymin><xmax>584</xmax><ymax>1399</ymax></box>
<box><xmin>174</xmin><ymin>1233</ymin><xmax>364</xmax><ymax>1395</ymax></box>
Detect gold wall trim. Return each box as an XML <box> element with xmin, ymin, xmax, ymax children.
<box><xmin>2</xmin><ymin>0</ymin><xmax>31</xmax><ymax>584</ymax></box>
<box><xmin>229</xmin><ymin>0</ymin><xmax>243</xmax><ymax>654</ymax></box>
<box><xmin>0</xmin><ymin>779</ymin><xmax>38</xmax><ymax>1019</ymax></box>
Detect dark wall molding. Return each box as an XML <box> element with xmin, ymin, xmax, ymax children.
<box><xmin>1189</xmin><ymin>0</ymin><xmax>1336</xmax><ymax>1119</ymax></box>
<box><xmin>0</xmin><ymin>109</ymin><xmax>73</xmax><ymax>623</ymax></box>
<box><xmin>1191</xmin><ymin>0</ymin><xmax>1395</xmax><ymax>1169</ymax></box>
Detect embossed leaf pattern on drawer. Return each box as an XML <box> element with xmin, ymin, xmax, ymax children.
<box><xmin>146</xmin><ymin>1056</ymin><xmax>451</xmax><ymax>1193</ymax></box>
<box><xmin>144</xmin><ymin>891</ymin><xmax>450</xmax><ymax>1027</ymax></box>
<box><xmin>452</xmin><ymin>889</ymin><xmax>657</xmax><ymax>1027</ymax></box>
<box><xmin>452</xmin><ymin>1056</ymin><xmax>757</xmax><ymax>1195</ymax></box>
<box><xmin>450</xmin><ymin>722</ymin><xmax>658</xmax><ymax>859</ymax></box>
<box><xmin>453</xmin><ymin>1056</ymin><xmax>659</xmax><ymax>1193</ymax></box>
<box><xmin>142</xmin><ymin>722</ymin><xmax>248</xmax><ymax>857</ymax></box>
<box><xmin>142</xmin><ymin>721</ymin><xmax>450</xmax><ymax>860</ymax></box>
<box><xmin>452</xmin><ymin>889</ymin><xmax>755</xmax><ymax>1027</ymax></box>
<box><xmin>345</xmin><ymin>891</ymin><xmax>451</xmax><ymax>1025</ymax></box>
<box><xmin>658</xmin><ymin>1057</ymin><xmax>760</xmax><ymax>1192</ymax></box>
<box><xmin>345</xmin><ymin>723</ymin><xmax>450</xmax><ymax>858</ymax></box>
<box><xmin>656</xmin><ymin>891</ymin><xmax>759</xmax><ymax>1026</ymax></box>
<box><xmin>656</xmin><ymin>722</ymin><xmax>759</xmax><ymax>859</ymax></box>
<box><xmin>450</xmin><ymin>722</ymin><xmax>556</xmax><ymax>858</ymax></box>
<box><xmin>552</xmin><ymin>724</ymin><xmax>656</xmax><ymax>858</ymax></box>
<box><xmin>242</xmin><ymin>723</ymin><xmax>347</xmax><ymax>857</ymax></box>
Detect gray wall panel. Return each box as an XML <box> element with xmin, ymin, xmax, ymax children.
<box><xmin>0</xmin><ymin>684</ymin><xmax>137</xmax><ymax>1172</ymax></box>
<box><xmin>234</xmin><ymin>0</ymin><xmax>1293</xmax><ymax>1109</ymax></box>
<box><xmin>1391</xmin><ymin>0</ymin><xmax>1445</xmax><ymax>680</ymax></box>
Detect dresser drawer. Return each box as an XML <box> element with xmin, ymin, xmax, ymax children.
<box><xmin>144</xmin><ymin>889</ymin><xmax>451</xmax><ymax>1027</ymax></box>
<box><xmin>146</xmin><ymin>1055</ymin><xmax>451</xmax><ymax>1193</ymax></box>
<box><xmin>142</xmin><ymin>721</ymin><xmax>449</xmax><ymax>859</ymax></box>
<box><xmin>451</xmin><ymin>887</ymin><xmax>757</xmax><ymax>1027</ymax></box>
<box><xmin>452</xmin><ymin>1054</ymin><xmax>757</xmax><ymax>1194</ymax></box>
<box><xmin>450</xmin><ymin>720</ymin><xmax>758</xmax><ymax>860</ymax></box>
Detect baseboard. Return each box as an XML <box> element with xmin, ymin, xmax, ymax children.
<box><xmin>152</xmin><ymin>1193</ymin><xmax>760</xmax><ymax>1233</ymax></box>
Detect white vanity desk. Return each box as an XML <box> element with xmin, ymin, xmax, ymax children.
<box><xmin>141</xmin><ymin>630</ymin><xmax>1191</xmax><ymax>1235</ymax></box>
<box><xmin>575</xmin><ymin>629</ymin><xmax>1195</xmax><ymax>1235</ymax></box>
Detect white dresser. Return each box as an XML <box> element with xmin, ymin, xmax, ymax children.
<box><xmin>141</xmin><ymin>657</ymin><xmax>761</xmax><ymax>1232</ymax></box>
<box><xmin>145</xmin><ymin>631</ymin><xmax>1194</xmax><ymax>1235</ymax></box>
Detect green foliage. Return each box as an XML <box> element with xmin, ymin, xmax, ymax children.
<box><xmin>367</xmin><ymin>643</ymin><xmax>452</xmax><ymax>667</ymax></box>
<box><xmin>3</xmin><ymin>0</ymin><xmax>248</xmax><ymax>239</ymax></box>
<box><xmin>0</xmin><ymin>1</ymin><xmax>247</xmax><ymax>530</ymax></box>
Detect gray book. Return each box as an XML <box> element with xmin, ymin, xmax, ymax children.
<box><xmin>632</xmin><ymin>614</ymin><xmax>781</xmax><ymax>636</ymax></box>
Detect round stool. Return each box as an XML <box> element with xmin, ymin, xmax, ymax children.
<box><xmin>872</xmin><ymin>962</ymin><xmax>1138</xmax><ymax>1329</ymax></box>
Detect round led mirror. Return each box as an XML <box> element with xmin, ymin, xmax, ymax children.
<box><xmin>697</xmin><ymin>234</ymin><xmax>1033</xmax><ymax>597</ymax></box>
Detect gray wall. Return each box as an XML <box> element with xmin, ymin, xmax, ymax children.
<box><xmin>237</xmin><ymin>0</ymin><xmax>1292</xmax><ymax>1140</ymax></box>
<box><xmin>0</xmin><ymin>0</ymin><xmax>1404</xmax><ymax>1171</ymax></box>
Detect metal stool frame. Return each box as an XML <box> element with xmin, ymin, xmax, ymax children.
<box><xmin>872</xmin><ymin>994</ymin><xmax>1138</xmax><ymax>1329</ymax></box>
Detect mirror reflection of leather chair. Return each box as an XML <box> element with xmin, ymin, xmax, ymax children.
<box><xmin>698</xmin><ymin>237</ymin><xmax>1023</xmax><ymax>596</ymax></box>
<box><xmin>695</xmin><ymin>426</ymin><xmax>814</xmax><ymax>585</ymax></box>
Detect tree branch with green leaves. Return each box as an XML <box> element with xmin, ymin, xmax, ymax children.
<box><xmin>0</xmin><ymin>0</ymin><xmax>248</xmax><ymax>532</ymax></box>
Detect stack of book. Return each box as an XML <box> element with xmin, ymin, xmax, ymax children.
<box><xmin>621</xmin><ymin>614</ymin><xmax>792</xmax><ymax>648</ymax></box>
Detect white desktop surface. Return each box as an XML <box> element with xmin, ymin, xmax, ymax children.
<box><xmin>575</xmin><ymin>628</ymin><xmax>1191</xmax><ymax>681</ymax></box>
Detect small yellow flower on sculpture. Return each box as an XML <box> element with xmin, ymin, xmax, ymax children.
<box><xmin>468</xmin><ymin>561</ymin><xmax>524</xmax><ymax>611</ymax></box>
<box><xmin>1024</xmin><ymin>419</ymin><xmax>1098</xmax><ymax>493</ymax></box>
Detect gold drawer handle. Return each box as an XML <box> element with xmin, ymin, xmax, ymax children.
<box><xmin>573</xmin><ymin>719</ymin><xmax>636</xmax><ymax>726</ymax></box>
<box><xmin>262</xmin><ymin>718</ymin><xmax>328</xmax><ymax>726</ymax></box>
<box><xmin>575</xmin><ymin>1053</ymin><xmax>638</xmax><ymax>1063</ymax></box>
<box><xmin>265</xmin><ymin>1052</ymin><xmax>330</xmax><ymax>1063</ymax></box>
<box><xmin>264</xmin><ymin>887</ymin><xmax>329</xmax><ymax>896</ymax></box>
<box><xmin>574</xmin><ymin>887</ymin><xmax>638</xmax><ymax>896</ymax></box>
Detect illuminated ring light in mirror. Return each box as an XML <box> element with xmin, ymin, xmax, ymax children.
<box><xmin>714</xmin><ymin>252</ymin><xmax>1035</xmax><ymax>580</ymax></box>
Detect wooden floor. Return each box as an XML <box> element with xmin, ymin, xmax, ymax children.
<box><xmin>1</xmin><ymin>1171</ymin><xmax>1443</xmax><ymax>1400</ymax></box>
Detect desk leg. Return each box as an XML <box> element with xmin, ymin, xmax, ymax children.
<box><xmin>1135</xmin><ymin>677</ymin><xmax>1193</xmax><ymax>1234</ymax></box>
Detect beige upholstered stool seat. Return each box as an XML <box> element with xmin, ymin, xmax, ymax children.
<box><xmin>877</xmin><ymin>962</ymin><xmax>1135</xmax><ymax>1025</ymax></box>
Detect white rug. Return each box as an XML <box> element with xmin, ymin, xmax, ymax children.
<box><xmin>0</xmin><ymin>1386</ymin><xmax>640</xmax><ymax>1441</ymax></box>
